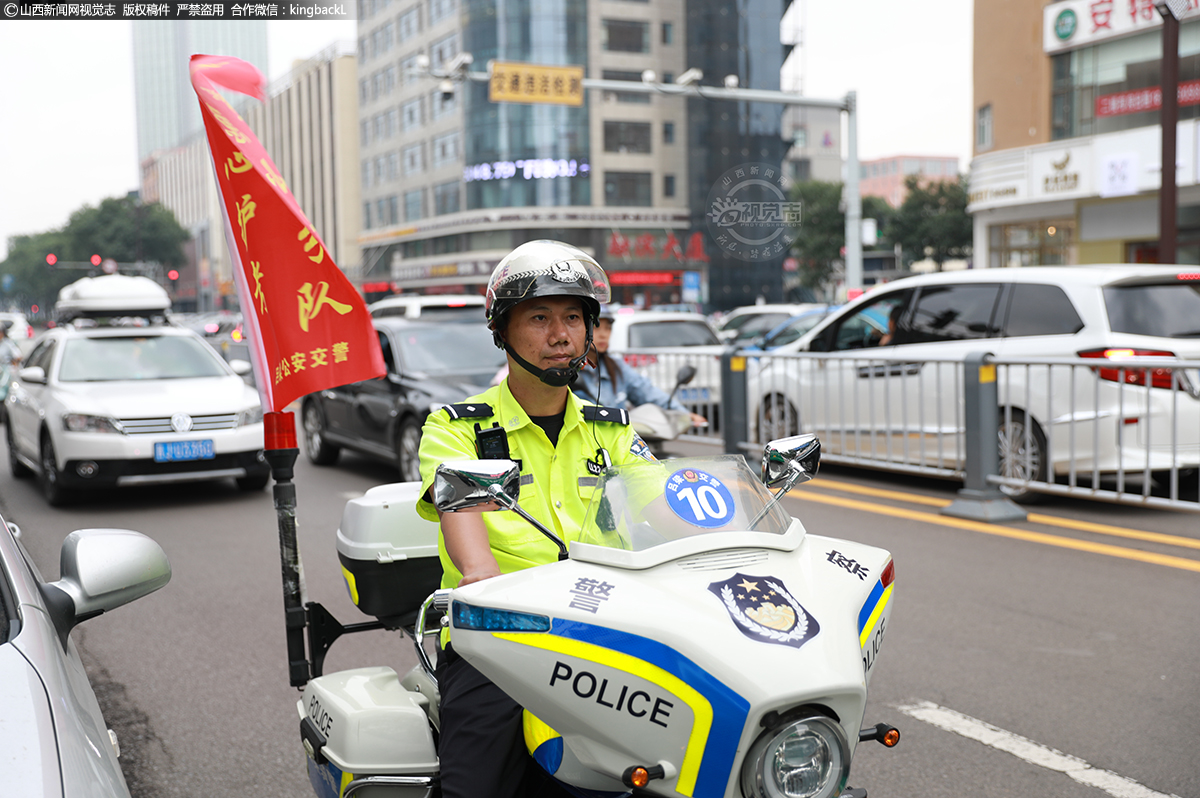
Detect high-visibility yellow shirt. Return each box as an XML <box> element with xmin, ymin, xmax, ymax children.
<box><xmin>417</xmin><ymin>379</ymin><xmax>652</xmax><ymax>590</ymax></box>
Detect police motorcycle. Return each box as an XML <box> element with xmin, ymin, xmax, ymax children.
<box><xmin>628</xmin><ymin>365</ymin><xmax>700</xmax><ymax>458</ymax></box>
<box><xmin>294</xmin><ymin>432</ymin><xmax>899</xmax><ymax>798</ymax></box>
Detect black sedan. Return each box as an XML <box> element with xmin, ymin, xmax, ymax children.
<box><xmin>300</xmin><ymin>318</ymin><xmax>505</xmax><ymax>480</ymax></box>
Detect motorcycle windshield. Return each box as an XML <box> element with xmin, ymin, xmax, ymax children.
<box><xmin>578</xmin><ymin>455</ymin><xmax>793</xmax><ymax>553</ymax></box>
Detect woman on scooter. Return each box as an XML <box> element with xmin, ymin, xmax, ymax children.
<box><xmin>572</xmin><ymin>306</ymin><xmax>707</xmax><ymax>427</ymax></box>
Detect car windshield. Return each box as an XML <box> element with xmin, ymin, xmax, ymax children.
<box><xmin>1104</xmin><ymin>283</ymin><xmax>1200</xmax><ymax>338</ymax></box>
<box><xmin>58</xmin><ymin>335</ymin><xmax>228</xmax><ymax>381</ymax></box>
<box><xmin>727</xmin><ymin>313</ymin><xmax>793</xmax><ymax>342</ymax></box>
<box><xmin>577</xmin><ymin>455</ymin><xmax>792</xmax><ymax>553</ymax></box>
<box><xmin>628</xmin><ymin>320</ymin><xmax>719</xmax><ymax>347</ymax></box>
<box><xmin>393</xmin><ymin>324</ymin><xmax>507</xmax><ymax>374</ymax></box>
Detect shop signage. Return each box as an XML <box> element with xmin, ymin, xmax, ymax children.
<box><xmin>967</xmin><ymin>186</ymin><xmax>1021</xmax><ymax>205</ymax></box>
<box><xmin>1030</xmin><ymin>147</ymin><xmax>1091</xmax><ymax>198</ymax></box>
<box><xmin>605</xmin><ymin>230</ymin><xmax>710</xmax><ymax>263</ymax></box>
<box><xmin>488</xmin><ymin>61</ymin><xmax>585</xmax><ymax>106</ymax></box>
<box><xmin>390</xmin><ymin>259</ymin><xmax>497</xmax><ymax>283</ymax></box>
<box><xmin>1096</xmin><ymin>79</ymin><xmax>1200</xmax><ymax>117</ymax></box>
<box><xmin>1044</xmin><ymin>0</ymin><xmax>1200</xmax><ymax>54</ymax></box>
<box><xmin>608</xmin><ymin>270</ymin><xmax>682</xmax><ymax>286</ymax></box>
<box><xmin>463</xmin><ymin>159</ymin><xmax>590</xmax><ymax>182</ymax></box>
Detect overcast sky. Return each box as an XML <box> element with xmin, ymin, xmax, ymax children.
<box><xmin>0</xmin><ymin>1</ymin><xmax>972</xmax><ymax>261</ymax></box>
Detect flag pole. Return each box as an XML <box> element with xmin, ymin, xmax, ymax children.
<box><xmin>262</xmin><ymin>410</ymin><xmax>309</xmax><ymax>687</ymax></box>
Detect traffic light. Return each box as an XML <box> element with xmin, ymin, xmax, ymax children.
<box><xmin>90</xmin><ymin>254</ymin><xmax>102</xmax><ymax>267</ymax></box>
<box><xmin>167</xmin><ymin>269</ymin><xmax>180</xmax><ymax>281</ymax></box>
<box><xmin>45</xmin><ymin>253</ymin><xmax>57</xmax><ymax>266</ymax></box>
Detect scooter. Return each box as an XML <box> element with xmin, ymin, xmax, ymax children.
<box><xmin>629</xmin><ymin>365</ymin><xmax>701</xmax><ymax>458</ymax></box>
<box><xmin>295</xmin><ymin>434</ymin><xmax>899</xmax><ymax>798</ymax></box>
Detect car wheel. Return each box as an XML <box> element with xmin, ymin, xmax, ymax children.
<box><xmin>395</xmin><ymin>416</ymin><xmax>422</xmax><ymax>482</ymax></box>
<box><xmin>236</xmin><ymin>471</ymin><xmax>270</xmax><ymax>491</ymax></box>
<box><xmin>7</xmin><ymin>423</ymin><xmax>31</xmax><ymax>479</ymax></box>
<box><xmin>39</xmin><ymin>432</ymin><xmax>71</xmax><ymax>507</ymax></box>
<box><xmin>302</xmin><ymin>401</ymin><xmax>340</xmax><ymax>465</ymax></box>
<box><xmin>997</xmin><ymin>409</ymin><xmax>1047</xmax><ymax>504</ymax></box>
<box><xmin>758</xmin><ymin>393</ymin><xmax>800</xmax><ymax>441</ymax></box>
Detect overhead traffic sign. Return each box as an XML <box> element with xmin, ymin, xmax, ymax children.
<box><xmin>488</xmin><ymin>61</ymin><xmax>584</xmax><ymax>106</ymax></box>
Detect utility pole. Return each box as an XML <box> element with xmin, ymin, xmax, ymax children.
<box><xmin>1156</xmin><ymin>0</ymin><xmax>1187</xmax><ymax>264</ymax></box>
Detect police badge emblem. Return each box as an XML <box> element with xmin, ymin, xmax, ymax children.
<box><xmin>707</xmin><ymin>572</ymin><xmax>820</xmax><ymax>649</ymax></box>
<box><xmin>550</xmin><ymin>259</ymin><xmax>585</xmax><ymax>283</ymax></box>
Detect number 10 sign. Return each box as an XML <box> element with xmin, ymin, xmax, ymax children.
<box><xmin>665</xmin><ymin>468</ymin><xmax>736</xmax><ymax>529</ymax></box>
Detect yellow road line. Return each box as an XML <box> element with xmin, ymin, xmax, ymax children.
<box><xmin>791</xmin><ymin>490</ymin><xmax>1200</xmax><ymax>574</ymax></box>
<box><xmin>808</xmin><ymin>477</ymin><xmax>1200</xmax><ymax>551</ymax></box>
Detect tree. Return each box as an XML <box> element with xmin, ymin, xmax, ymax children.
<box><xmin>0</xmin><ymin>196</ymin><xmax>189</xmax><ymax>314</ymax></box>
<box><xmin>885</xmin><ymin>175</ymin><xmax>972</xmax><ymax>270</ymax></box>
<box><xmin>788</xmin><ymin>180</ymin><xmax>893</xmax><ymax>293</ymax></box>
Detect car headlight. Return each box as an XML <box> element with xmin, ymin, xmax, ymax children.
<box><xmin>238</xmin><ymin>405</ymin><xmax>264</xmax><ymax>427</ymax></box>
<box><xmin>741</xmin><ymin>714</ymin><xmax>850</xmax><ymax>798</ymax></box>
<box><xmin>62</xmin><ymin>414</ymin><xmax>124</xmax><ymax>434</ymax></box>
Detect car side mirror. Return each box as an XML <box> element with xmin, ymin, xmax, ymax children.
<box><xmin>18</xmin><ymin>366</ymin><xmax>46</xmax><ymax>384</ymax></box>
<box><xmin>228</xmin><ymin>359</ymin><xmax>253</xmax><ymax>376</ymax></box>
<box><xmin>761</xmin><ymin>433</ymin><xmax>821</xmax><ymax>490</ymax></box>
<box><xmin>434</xmin><ymin>460</ymin><xmax>521</xmax><ymax>513</ymax></box>
<box><xmin>41</xmin><ymin>529</ymin><xmax>172</xmax><ymax>650</ymax></box>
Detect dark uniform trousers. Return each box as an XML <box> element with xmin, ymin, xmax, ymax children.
<box><xmin>436</xmin><ymin>644</ymin><xmax>572</xmax><ymax>798</ymax></box>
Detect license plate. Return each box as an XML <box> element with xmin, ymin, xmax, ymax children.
<box><xmin>677</xmin><ymin>387</ymin><xmax>710</xmax><ymax>402</ymax></box>
<box><xmin>154</xmin><ymin>440</ymin><xmax>215</xmax><ymax>462</ymax></box>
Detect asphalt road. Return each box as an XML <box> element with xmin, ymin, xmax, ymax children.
<box><xmin>2</xmin><ymin>435</ymin><xmax>1196</xmax><ymax>798</ymax></box>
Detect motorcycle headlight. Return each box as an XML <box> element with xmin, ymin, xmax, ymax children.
<box><xmin>741</xmin><ymin>714</ymin><xmax>850</xmax><ymax>798</ymax></box>
<box><xmin>62</xmin><ymin>413</ymin><xmax>123</xmax><ymax>434</ymax></box>
<box><xmin>238</xmin><ymin>405</ymin><xmax>264</xmax><ymax>427</ymax></box>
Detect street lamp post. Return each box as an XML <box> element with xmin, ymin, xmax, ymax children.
<box><xmin>1157</xmin><ymin>0</ymin><xmax>1188</xmax><ymax>264</ymax></box>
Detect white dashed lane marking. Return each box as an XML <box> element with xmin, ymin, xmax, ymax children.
<box><xmin>897</xmin><ymin>701</ymin><xmax>1181</xmax><ymax>798</ymax></box>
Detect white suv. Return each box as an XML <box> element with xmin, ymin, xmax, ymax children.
<box><xmin>751</xmin><ymin>266</ymin><xmax>1200</xmax><ymax>497</ymax></box>
<box><xmin>5</xmin><ymin>276</ymin><xmax>267</xmax><ymax>505</ymax></box>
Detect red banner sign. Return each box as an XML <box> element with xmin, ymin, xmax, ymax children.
<box><xmin>608</xmin><ymin>270</ymin><xmax>682</xmax><ymax>286</ymax></box>
<box><xmin>189</xmin><ymin>55</ymin><xmax>385</xmax><ymax>412</ymax></box>
<box><xmin>1095</xmin><ymin>79</ymin><xmax>1200</xmax><ymax>117</ymax></box>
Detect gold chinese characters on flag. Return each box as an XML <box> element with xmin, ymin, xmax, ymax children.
<box><xmin>189</xmin><ymin>54</ymin><xmax>385</xmax><ymax>413</ymax></box>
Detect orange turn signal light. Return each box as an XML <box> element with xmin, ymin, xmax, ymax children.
<box><xmin>883</xmin><ymin>728</ymin><xmax>900</xmax><ymax>747</ymax></box>
<box><xmin>630</xmin><ymin>768</ymin><xmax>650</xmax><ymax>788</ymax></box>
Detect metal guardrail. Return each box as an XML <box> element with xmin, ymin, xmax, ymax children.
<box><xmin>630</xmin><ymin>345</ymin><xmax>1199</xmax><ymax>514</ymax></box>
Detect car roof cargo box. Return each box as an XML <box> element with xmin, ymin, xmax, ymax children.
<box><xmin>56</xmin><ymin>274</ymin><xmax>171</xmax><ymax>322</ymax></box>
<box><xmin>336</xmin><ymin>482</ymin><xmax>441</xmax><ymax>626</ymax></box>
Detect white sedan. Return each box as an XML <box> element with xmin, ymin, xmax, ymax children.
<box><xmin>6</xmin><ymin>325</ymin><xmax>267</xmax><ymax>506</ymax></box>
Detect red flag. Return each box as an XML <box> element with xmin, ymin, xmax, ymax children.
<box><xmin>189</xmin><ymin>54</ymin><xmax>385</xmax><ymax>413</ymax></box>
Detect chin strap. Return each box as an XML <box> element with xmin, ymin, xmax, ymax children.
<box><xmin>506</xmin><ymin>318</ymin><xmax>594</xmax><ymax>388</ymax></box>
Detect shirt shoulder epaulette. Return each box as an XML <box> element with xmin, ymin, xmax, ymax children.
<box><xmin>441</xmin><ymin>402</ymin><xmax>494</xmax><ymax>420</ymax></box>
<box><xmin>581</xmin><ymin>405</ymin><xmax>629</xmax><ymax>425</ymax></box>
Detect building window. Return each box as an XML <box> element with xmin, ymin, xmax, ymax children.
<box><xmin>402</xmin><ymin>98</ymin><xmax>422</xmax><ymax>130</ymax></box>
<box><xmin>663</xmin><ymin>174</ymin><xmax>675</xmax><ymax>198</ymax></box>
<box><xmin>662</xmin><ymin>121</ymin><xmax>675</xmax><ymax>144</ymax></box>
<box><xmin>431</xmin><ymin>33</ymin><xmax>458</xmax><ymax>67</ymax></box>
<box><xmin>403</xmin><ymin>143</ymin><xmax>424</xmax><ymax>175</ymax></box>
<box><xmin>404</xmin><ymin>189</ymin><xmax>424</xmax><ymax>221</ymax></box>
<box><xmin>359</xmin><ymin>79</ymin><xmax>369</xmax><ymax>103</ymax></box>
<box><xmin>401</xmin><ymin>53</ymin><xmax>422</xmax><ymax>84</ymax></box>
<box><xmin>363</xmin><ymin>201</ymin><xmax>372</xmax><ymax>229</ymax></box>
<box><xmin>434</xmin><ymin>181</ymin><xmax>460</xmax><ymax>215</ymax></box>
<box><xmin>602</xmin><ymin>70</ymin><xmax>651</xmax><ymax>103</ymax></box>
<box><xmin>662</xmin><ymin>22</ymin><xmax>673</xmax><ymax>44</ymax></box>
<box><xmin>432</xmin><ymin>131</ymin><xmax>460</xmax><ymax>168</ymax></box>
<box><xmin>386</xmin><ymin>151</ymin><xmax>399</xmax><ymax>181</ymax></box>
<box><xmin>603</xmin><ymin>121</ymin><xmax>651</xmax><ymax>153</ymax></box>
<box><xmin>361</xmin><ymin>161</ymin><xmax>370</xmax><ymax>189</ymax></box>
<box><xmin>360</xmin><ymin>120</ymin><xmax>369</xmax><ymax>146</ymax></box>
<box><xmin>977</xmin><ymin>104</ymin><xmax>993</xmax><ymax>151</ymax></box>
<box><xmin>387</xmin><ymin>195</ymin><xmax>399</xmax><ymax>225</ymax></box>
<box><xmin>988</xmin><ymin>220</ymin><xmax>1075</xmax><ymax>268</ymax></box>
<box><xmin>399</xmin><ymin>8</ymin><xmax>419</xmax><ymax>41</ymax></box>
<box><xmin>604</xmin><ymin>172</ymin><xmax>652</xmax><ymax>206</ymax></box>
<box><xmin>602</xmin><ymin>20</ymin><xmax>650</xmax><ymax>53</ymax></box>
<box><xmin>432</xmin><ymin>88</ymin><xmax>457</xmax><ymax>119</ymax></box>
<box><xmin>428</xmin><ymin>0</ymin><xmax>455</xmax><ymax>25</ymax></box>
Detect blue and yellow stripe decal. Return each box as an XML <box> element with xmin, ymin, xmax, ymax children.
<box><xmin>493</xmin><ymin>619</ymin><xmax>749</xmax><ymax>798</ymax></box>
<box><xmin>857</xmin><ymin>578</ymin><xmax>894</xmax><ymax>648</ymax></box>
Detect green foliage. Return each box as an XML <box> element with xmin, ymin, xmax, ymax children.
<box><xmin>788</xmin><ymin>181</ymin><xmax>893</xmax><ymax>291</ymax></box>
<box><xmin>885</xmin><ymin>175</ymin><xmax>973</xmax><ymax>269</ymax></box>
<box><xmin>0</xmin><ymin>196</ymin><xmax>189</xmax><ymax>314</ymax></box>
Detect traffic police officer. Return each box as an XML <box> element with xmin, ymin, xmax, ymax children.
<box><xmin>416</xmin><ymin>240</ymin><xmax>654</xmax><ymax>798</ymax></box>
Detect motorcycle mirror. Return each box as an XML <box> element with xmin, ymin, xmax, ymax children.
<box><xmin>761</xmin><ymin>433</ymin><xmax>821</xmax><ymax>490</ymax></box>
<box><xmin>434</xmin><ymin>460</ymin><xmax>521</xmax><ymax>512</ymax></box>
<box><xmin>674</xmin><ymin>364</ymin><xmax>697</xmax><ymax>387</ymax></box>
